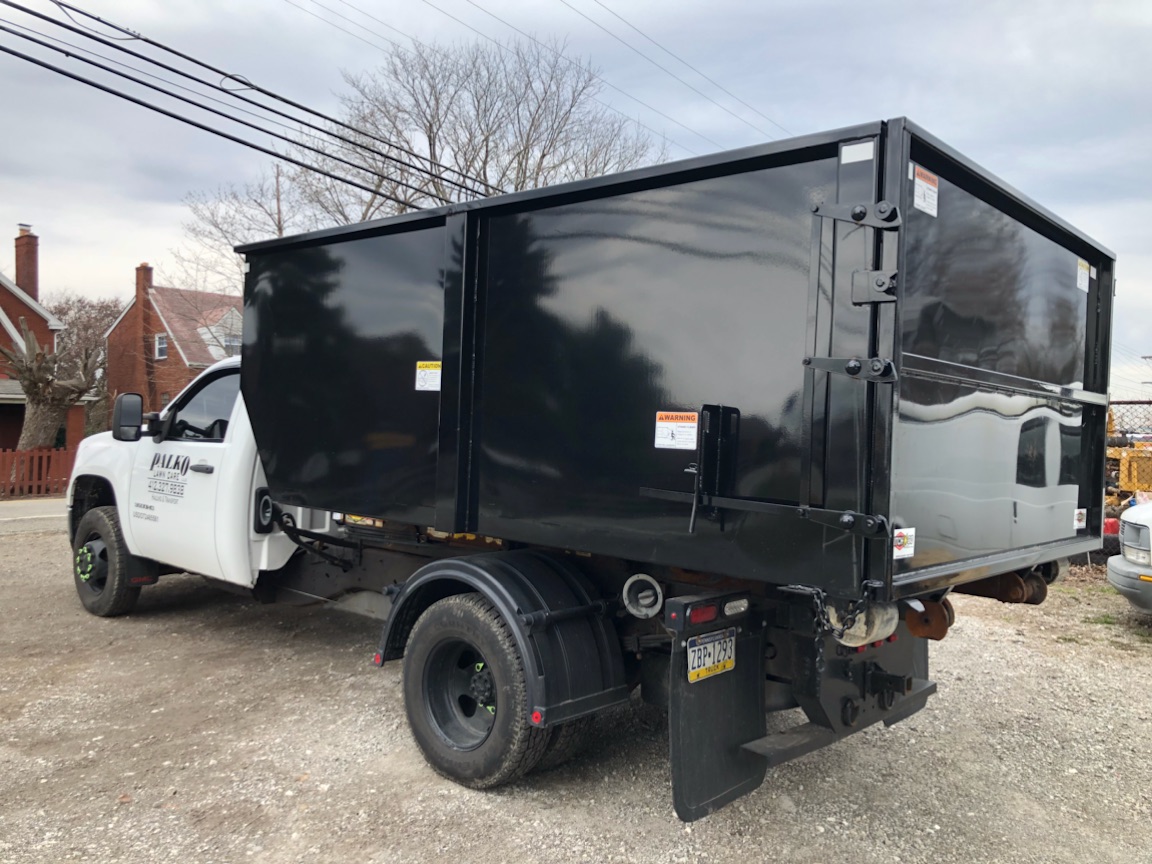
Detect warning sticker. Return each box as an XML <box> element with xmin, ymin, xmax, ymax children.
<box><xmin>1074</xmin><ymin>508</ymin><xmax>1087</xmax><ymax>531</ymax></box>
<box><xmin>415</xmin><ymin>360</ymin><xmax>442</xmax><ymax>392</ymax></box>
<box><xmin>912</xmin><ymin>166</ymin><xmax>938</xmax><ymax>217</ymax></box>
<box><xmin>1076</xmin><ymin>259</ymin><xmax>1091</xmax><ymax>292</ymax></box>
<box><xmin>893</xmin><ymin>527</ymin><xmax>916</xmax><ymax>560</ymax></box>
<box><xmin>654</xmin><ymin>411</ymin><xmax>699</xmax><ymax>450</ymax></box>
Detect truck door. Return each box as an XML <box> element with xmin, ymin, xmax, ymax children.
<box><xmin>126</xmin><ymin>368</ymin><xmax>241</xmax><ymax>579</ymax></box>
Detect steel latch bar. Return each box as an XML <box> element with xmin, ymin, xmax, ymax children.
<box><xmin>638</xmin><ymin>487</ymin><xmax>890</xmax><ymax>539</ymax></box>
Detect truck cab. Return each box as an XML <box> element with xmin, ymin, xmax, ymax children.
<box><xmin>66</xmin><ymin>357</ymin><xmax>299</xmax><ymax>615</ymax></box>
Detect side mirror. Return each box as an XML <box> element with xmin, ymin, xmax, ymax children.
<box><xmin>111</xmin><ymin>393</ymin><xmax>144</xmax><ymax>442</ymax></box>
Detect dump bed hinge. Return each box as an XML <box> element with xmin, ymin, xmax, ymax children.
<box><xmin>802</xmin><ymin>356</ymin><xmax>896</xmax><ymax>383</ymax></box>
<box><xmin>851</xmin><ymin>269</ymin><xmax>897</xmax><ymax>304</ymax></box>
<box><xmin>811</xmin><ymin>200</ymin><xmax>901</xmax><ymax>230</ymax></box>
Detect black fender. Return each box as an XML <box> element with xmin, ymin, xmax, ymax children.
<box><xmin>378</xmin><ymin>550</ymin><xmax>629</xmax><ymax>728</ymax></box>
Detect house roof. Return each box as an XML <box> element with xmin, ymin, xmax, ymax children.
<box><xmin>106</xmin><ymin>286</ymin><xmax>242</xmax><ymax>368</ymax></box>
<box><xmin>0</xmin><ymin>269</ymin><xmax>64</xmax><ymax>354</ymax></box>
<box><xmin>152</xmin><ymin>287</ymin><xmax>242</xmax><ymax>367</ymax></box>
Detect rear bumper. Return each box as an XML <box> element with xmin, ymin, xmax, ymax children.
<box><xmin>1106</xmin><ymin>555</ymin><xmax>1152</xmax><ymax>611</ymax></box>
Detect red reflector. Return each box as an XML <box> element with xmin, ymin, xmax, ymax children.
<box><xmin>887</xmin><ymin>634</ymin><xmax>898</xmax><ymax>643</ymax></box>
<box><xmin>530</xmin><ymin>711</ymin><xmax>542</xmax><ymax>725</ymax></box>
<box><xmin>855</xmin><ymin>645</ymin><xmax>867</xmax><ymax>653</ymax></box>
<box><xmin>687</xmin><ymin>604</ymin><xmax>718</xmax><ymax>625</ymax></box>
<box><xmin>872</xmin><ymin>641</ymin><xmax>883</xmax><ymax>648</ymax></box>
<box><xmin>372</xmin><ymin>653</ymin><xmax>383</xmax><ymax>666</ymax></box>
<box><xmin>1104</xmin><ymin>517</ymin><xmax>1120</xmax><ymax>536</ymax></box>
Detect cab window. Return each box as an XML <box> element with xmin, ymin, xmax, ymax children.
<box><xmin>170</xmin><ymin>373</ymin><xmax>240</xmax><ymax>442</ymax></box>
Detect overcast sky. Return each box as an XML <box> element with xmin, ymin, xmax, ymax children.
<box><xmin>0</xmin><ymin>0</ymin><xmax>1149</xmax><ymax>395</ymax></box>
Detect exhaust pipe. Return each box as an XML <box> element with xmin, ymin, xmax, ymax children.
<box><xmin>622</xmin><ymin>573</ymin><xmax>664</xmax><ymax>619</ymax></box>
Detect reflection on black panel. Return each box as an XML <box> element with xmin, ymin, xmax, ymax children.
<box><xmin>1015</xmin><ymin>418</ymin><xmax>1047</xmax><ymax>488</ymax></box>
<box><xmin>903</xmin><ymin>171</ymin><xmax>1088</xmax><ymax>388</ymax></box>
<box><xmin>1058</xmin><ymin>424</ymin><xmax>1081</xmax><ymax>486</ymax></box>
<box><xmin>243</xmin><ymin>226</ymin><xmax>446</xmax><ymax>517</ymax></box>
<box><xmin>892</xmin><ymin>376</ymin><xmax>1085</xmax><ymax>576</ymax></box>
<box><xmin>477</xmin><ymin>159</ymin><xmax>839</xmax><ymax>526</ymax></box>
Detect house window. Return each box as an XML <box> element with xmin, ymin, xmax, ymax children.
<box><xmin>160</xmin><ymin>392</ymin><xmax>171</xmax><ymax>407</ymax></box>
<box><xmin>155</xmin><ymin>334</ymin><xmax>168</xmax><ymax>360</ymax></box>
<box><xmin>223</xmin><ymin>335</ymin><xmax>241</xmax><ymax>357</ymax></box>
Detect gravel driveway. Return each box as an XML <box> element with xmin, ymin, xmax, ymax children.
<box><xmin>2</xmin><ymin>526</ymin><xmax>1151</xmax><ymax>864</ymax></box>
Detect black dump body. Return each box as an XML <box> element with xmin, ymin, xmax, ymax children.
<box><xmin>239</xmin><ymin>118</ymin><xmax>1114</xmax><ymax>604</ymax></box>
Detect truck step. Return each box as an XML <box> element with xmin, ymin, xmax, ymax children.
<box><xmin>741</xmin><ymin>678</ymin><xmax>937</xmax><ymax>765</ymax></box>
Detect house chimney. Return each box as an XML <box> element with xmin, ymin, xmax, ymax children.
<box><xmin>136</xmin><ymin>261</ymin><xmax>153</xmax><ymax>303</ymax></box>
<box><xmin>14</xmin><ymin>224</ymin><xmax>38</xmax><ymax>302</ymax></box>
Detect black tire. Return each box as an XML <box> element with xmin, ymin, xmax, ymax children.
<box><xmin>72</xmin><ymin>506</ymin><xmax>142</xmax><ymax>617</ymax></box>
<box><xmin>403</xmin><ymin>593</ymin><xmax>549</xmax><ymax>788</ymax></box>
<box><xmin>533</xmin><ymin>715</ymin><xmax>594</xmax><ymax>773</ymax></box>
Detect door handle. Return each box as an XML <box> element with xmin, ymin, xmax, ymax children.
<box><xmin>190</xmin><ymin>464</ymin><xmax>215</xmax><ymax>474</ymax></box>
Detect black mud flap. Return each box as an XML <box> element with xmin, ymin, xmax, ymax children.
<box><xmin>668</xmin><ymin>625</ymin><xmax>767</xmax><ymax>821</ymax></box>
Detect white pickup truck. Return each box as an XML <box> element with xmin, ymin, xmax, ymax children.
<box><xmin>67</xmin><ymin>356</ymin><xmax>323</xmax><ymax>616</ymax></box>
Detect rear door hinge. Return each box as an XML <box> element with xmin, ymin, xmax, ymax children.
<box><xmin>802</xmin><ymin>356</ymin><xmax>896</xmax><ymax>383</ymax></box>
<box><xmin>851</xmin><ymin>269</ymin><xmax>897</xmax><ymax>304</ymax></box>
<box><xmin>811</xmin><ymin>200</ymin><xmax>901</xmax><ymax>230</ymax></box>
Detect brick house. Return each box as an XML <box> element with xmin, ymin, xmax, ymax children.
<box><xmin>0</xmin><ymin>225</ymin><xmax>86</xmax><ymax>449</ymax></box>
<box><xmin>104</xmin><ymin>263</ymin><xmax>243</xmax><ymax>414</ymax></box>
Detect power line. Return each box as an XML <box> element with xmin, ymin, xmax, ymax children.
<box><xmin>588</xmin><ymin>0</ymin><xmax>791</xmax><ymax>137</ymax></box>
<box><xmin>41</xmin><ymin>0</ymin><xmax>500</xmax><ymax>194</ymax></box>
<box><xmin>555</xmin><ymin>0</ymin><xmax>775</xmax><ymax>141</ymax></box>
<box><xmin>0</xmin><ymin>42</ymin><xmax>418</xmax><ymax>210</ymax></box>
<box><xmin>0</xmin><ymin>0</ymin><xmax>492</xmax><ymax>197</ymax></box>
<box><xmin>1</xmin><ymin>16</ymin><xmax>360</xmax><ymax>161</ymax></box>
<box><xmin>445</xmin><ymin>0</ymin><xmax>711</xmax><ymax>154</ymax></box>
<box><xmin>0</xmin><ymin>18</ymin><xmax>454</xmax><ymax>205</ymax></box>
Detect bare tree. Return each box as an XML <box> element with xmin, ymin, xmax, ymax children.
<box><xmin>176</xmin><ymin>37</ymin><xmax>666</xmax><ymax>285</ymax></box>
<box><xmin>300</xmin><ymin>38</ymin><xmax>663</xmax><ymax>220</ymax></box>
<box><xmin>46</xmin><ymin>292</ymin><xmax>125</xmax><ymax>435</ymax></box>
<box><xmin>167</xmin><ymin>163</ymin><xmax>318</xmax><ymax>295</ymax></box>
<box><xmin>1</xmin><ymin>318</ymin><xmax>99</xmax><ymax>449</ymax></box>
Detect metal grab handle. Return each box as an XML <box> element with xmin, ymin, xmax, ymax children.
<box><xmin>190</xmin><ymin>464</ymin><xmax>214</xmax><ymax>474</ymax></box>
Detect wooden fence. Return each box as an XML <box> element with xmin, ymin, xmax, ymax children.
<box><xmin>0</xmin><ymin>447</ymin><xmax>77</xmax><ymax>499</ymax></box>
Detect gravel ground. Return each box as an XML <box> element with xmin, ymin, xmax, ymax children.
<box><xmin>2</xmin><ymin>528</ymin><xmax>1151</xmax><ymax>864</ymax></box>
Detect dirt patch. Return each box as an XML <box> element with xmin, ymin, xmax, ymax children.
<box><xmin>2</xmin><ymin>530</ymin><xmax>1151</xmax><ymax>864</ymax></box>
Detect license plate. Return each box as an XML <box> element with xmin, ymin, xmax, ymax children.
<box><xmin>686</xmin><ymin>627</ymin><xmax>736</xmax><ymax>683</ymax></box>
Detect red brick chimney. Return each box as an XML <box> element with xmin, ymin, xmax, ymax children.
<box><xmin>14</xmin><ymin>224</ymin><xmax>38</xmax><ymax>301</ymax></box>
<box><xmin>136</xmin><ymin>261</ymin><xmax>153</xmax><ymax>306</ymax></box>
<box><xmin>136</xmin><ymin>262</ymin><xmax>158</xmax><ymax>409</ymax></box>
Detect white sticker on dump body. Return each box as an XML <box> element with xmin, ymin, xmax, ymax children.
<box><xmin>654</xmin><ymin>411</ymin><xmax>698</xmax><ymax>450</ymax></box>
<box><xmin>841</xmin><ymin>140</ymin><xmax>875</xmax><ymax>164</ymax></box>
<box><xmin>1074</xmin><ymin>508</ymin><xmax>1087</xmax><ymax>531</ymax></box>
<box><xmin>912</xmin><ymin>165</ymin><xmax>938</xmax><ymax>217</ymax></box>
<box><xmin>893</xmin><ymin>527</ymin><xmax>916</xmax><ymax>560</ymax></box>
<box><xmin>415</xmin><ymin>361</ymin><xmax>442</xmax><ymax>391</ymax></box>
<box><xmin>1077</xmin><ymin>259</ymin><xmax>1091</xmax><ymax>292</ymax></box>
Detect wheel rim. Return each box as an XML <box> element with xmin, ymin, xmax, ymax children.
<box><xmin>423</xmin><ymin>638</ymin><xmax>497</xmax><ymax>750</ymax></box>
<box><xmin>75</xmin><ymin>537</ymin><xmax>109</xmax><ymax>595</ymax></box>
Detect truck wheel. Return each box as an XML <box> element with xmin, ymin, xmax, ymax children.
<box><xmin>403</xmin><ymin>593</ymin><xmax>549</xmax><ymax>788</ymax></box>
<box><xmin>533</xmin><ymin>715</ymin><xmax>594</xmax><ymax>772</ymax></box>
<box><xmin>72</xmin><ymin>506</ymin><xmax>141</xmax><ymax>617</ymax></box>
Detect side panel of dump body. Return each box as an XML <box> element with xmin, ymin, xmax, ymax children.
<box><xmin>470</xmin><ymin>136</ymin><xmax>887</xmax><ymax>591</ymax></box>
<box><xmin>887</xmin><ymin>124</ymin><xmax>1114</xmax><ymax>593</ymax></box>
<box><xmin>242</xmin><ymin>222</ymin><xmax>448</xmax><ymax>524</ymax></box>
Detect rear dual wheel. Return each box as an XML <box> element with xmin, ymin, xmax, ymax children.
<box><xmin>402</xmin><ymin>593</ymin><xmax>594</xmax><ymax>788</ymax></box>
<box><xmin>403</xmin><ymin>594</ymin><xmax>549</xmax><ymax>788</ymax></box>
